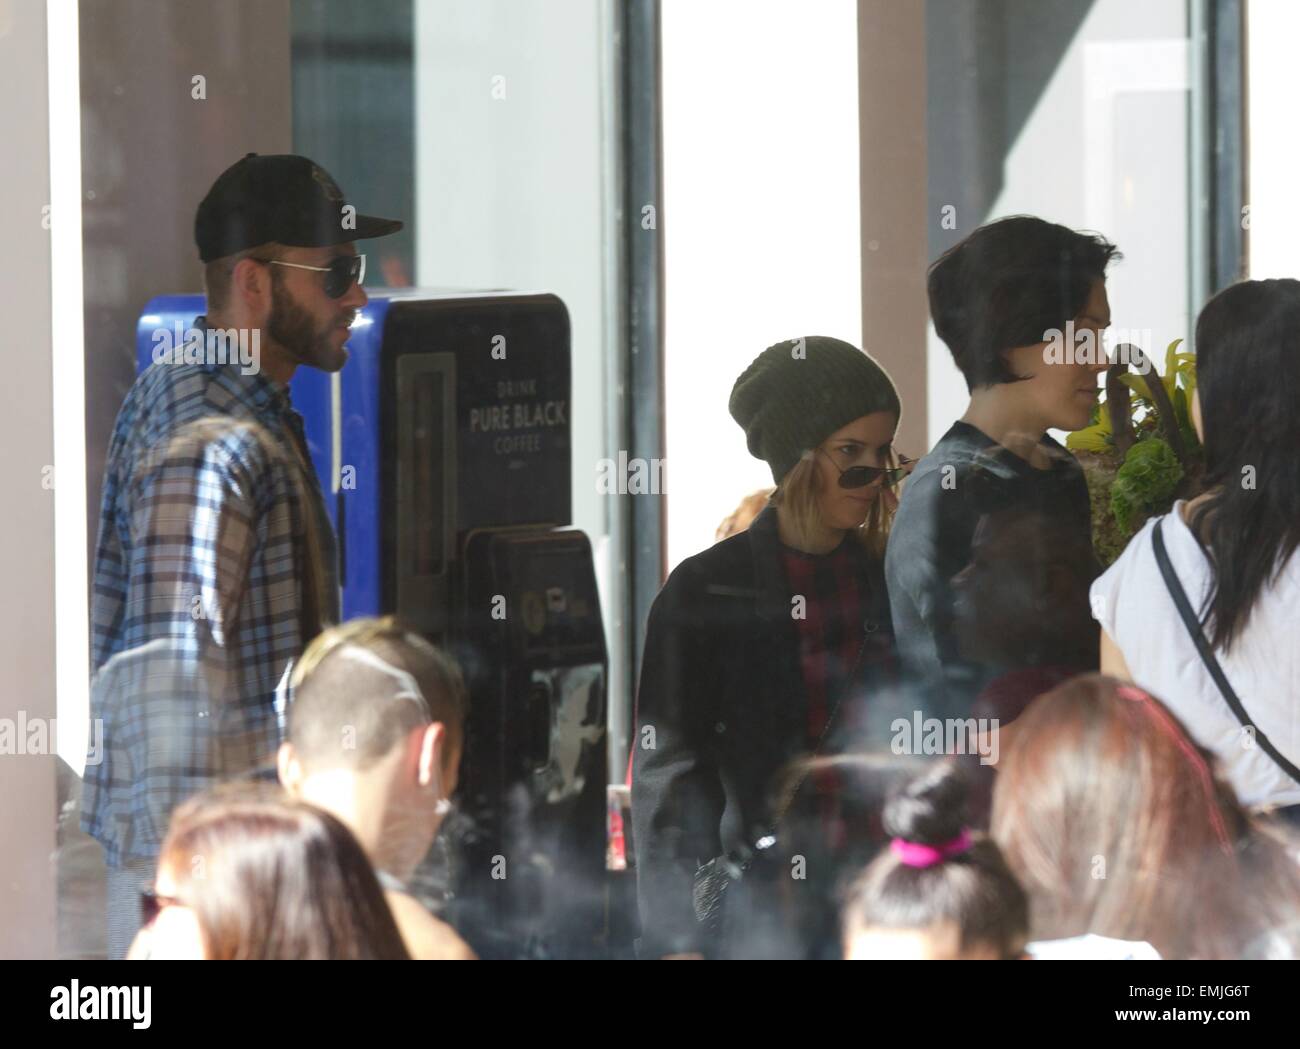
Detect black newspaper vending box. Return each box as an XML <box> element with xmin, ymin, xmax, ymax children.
<box><xmin>379</xmin><ymin>292</ymin><xmax>609</xmax><ymax>958</ymax></box>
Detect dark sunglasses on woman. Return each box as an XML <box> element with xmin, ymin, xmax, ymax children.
<box><xmin>819</xmin><ymin>447</ymin><xmax>917</xmax><ymax>489</ymax></box>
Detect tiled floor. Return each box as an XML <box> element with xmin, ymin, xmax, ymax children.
<box><xmin>56</xmin><ymin>758</ymin><xmax>107</xmax><ymax>960</ymax></box>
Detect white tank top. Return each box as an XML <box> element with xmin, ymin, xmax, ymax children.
<box><xmin>1091</xmin><ymin>501</ymin><xmax>1300</xmax><ymax>809</ymax></box>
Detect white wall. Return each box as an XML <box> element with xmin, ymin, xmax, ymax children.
<box><xmin>661</xmin><ymin>0</ymin><xmax>862</xmax><ymax>569</ymax></box>
<box><xmin>413</xmin><ymin>0</ymin><xmax>627</xmax><ymax>746</ymax></box>
<box><xmin>1247</xmin><ymin>0</ymin><xmax>1300</xmax><ymax>279</ymax></box>
<box><xmin>926</xmin><ymin>0</ymin><xmax>1192</xmax><ymax>446</ymax></box>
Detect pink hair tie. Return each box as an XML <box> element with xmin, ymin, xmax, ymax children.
<box><xmin>890</xmin><ymin>829</ymin><xmax>973</xmax><ymax>869</ymax></box>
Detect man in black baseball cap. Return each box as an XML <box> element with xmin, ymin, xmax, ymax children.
<box><xmin>196</xmin><ymin>152</ymin><xmax>403</xmax><ymax>261</ymax></box>
<box><xmin>195</xmin><ymin>151</ymin><xmax>403</xmax><ymax>377</ymax></box>
<box><xmin>86</xmin><ymin>154</ymin><xmax>403</xmax><ymax>957</ymax></box>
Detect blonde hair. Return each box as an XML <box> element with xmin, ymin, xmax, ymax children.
<box><xmin>289</xmin><ymin>616</ymin><xmax>466</xmax><ymax>772</ymax></box>
<box><xmin>291</xmin><ymin>615</ymin><xmax>440</xmax><ymax>689</ymax></box>
<box><xmin>715</xmin><ymin>488</ymin><xmax>776</xmax><ymax>541</ymax></box>
<box><xmin>770</xmin><ymin>451</ymin><xmax>897</xmax><ymax>558</ymax></box>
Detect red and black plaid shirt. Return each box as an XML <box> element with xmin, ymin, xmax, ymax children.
<box><xmin>780</xmin><ymin>537</ymin><xmax>872</xmax><ymax>748</ymax></box>
<box><xmin>779</xmin><ymin>535</ymin><xmax>881</xmax><ymax>851</ymax></box>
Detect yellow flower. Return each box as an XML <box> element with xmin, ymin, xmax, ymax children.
<box><xmin>1118</xmin><ymin>339</ymin><xmax>1194</xmax><ymax>404</ymax></box>
<box><xmin>1066</xmin><ymin>408</ymin><xmax>1111</xmax><ymax>453</ymax></box>
<box><xmin>1069</xmin><ymin>339</ymin><xmax>1198</xmax><ymax>453</ymax></box>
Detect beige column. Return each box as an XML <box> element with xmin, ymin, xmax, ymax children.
<box><xmin>79</xmin><ymin>0</ymin><xmax>293</xmax><ymax>567</ymax></box>
<box><xmin>857</xmin><ymin>0</ymin><xmax>929</xmax><ymax>457</ymax></box>
<box><xmin>0</xmin><ymin>0</ymin><xmax>57</xmax><ymax>959</ymax></box>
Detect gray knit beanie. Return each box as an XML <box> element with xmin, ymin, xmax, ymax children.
<box><xmin>728</xmin><ymin>336</ymin><xmax>902</xmax><ymax>484</ymax></box>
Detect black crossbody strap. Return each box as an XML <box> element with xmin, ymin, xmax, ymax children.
<box><xmin>1152</xmin><ymin>519</ymin><xmax>1300</xmax><ymax>785</ymax></box>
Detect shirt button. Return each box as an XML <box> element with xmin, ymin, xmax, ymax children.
<box><xmin>715</xmin><ymin>722</ymin><xmax>726</xmax><ymax>734</ymax></box>
<box><xmin>863</xmin><ymin>620</ymin><xmax>878</xmax><ymax>633</ymax></box>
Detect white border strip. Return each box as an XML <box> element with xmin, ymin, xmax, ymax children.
<box><xmin>1247</xmin><ymin>0</ymin><xmax>1300</xmax><ymax>278</ymax></box>
<box><xmin>48</xmin><ymin>0</ymin><xmax>89</xmax><ymax>774</ymax></box>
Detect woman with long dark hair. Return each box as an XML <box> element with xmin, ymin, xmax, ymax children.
<box><xmin>631</xmin><ymin>336</ymin><xmax>906</xmax><ymax>959</ymax></box>
<box><xmin>1093</xmin><ymin>279</ymin><xmax>1300</xmax><ymax>813</ymax></box>
<box><xmin>993</xmin><ymin>675</ymin><xmax>1300</xmax><ymax>959</ymax></box>
<box><xmin>131</xmin><ymin>787</ymin><xmax>410</xmax><ymax>960</ymax></box>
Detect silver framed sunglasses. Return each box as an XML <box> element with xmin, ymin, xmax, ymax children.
<box><xmin>266</xmin><ymin>253</ymin><xmax>366</xmax><ymax>298</ymax></box>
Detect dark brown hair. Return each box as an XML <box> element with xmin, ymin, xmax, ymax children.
<box><xmin>928</xmin><ymin>216</ymin><xmax>1120</xmax><ymax>390</ymax></box>
<box><xmin>1189</xmin><ymin>278</ymin><xmax>1300</xmax><ymax>650</ymax></box>
<box><xmin>842</xmin><ymin>760</ymin><xmax>1029</xmax><ymax>958</ymax></box>
<box><xmin>159</xmin><ymin>786</ymin><xmax>410</xmax><ymax>959</ymax></box>
<box><xmin>992</xmin><ymin>674</ymin><xmax>1300</xmax><ymax>959</ymax></box>
<box><xmin>202</xmin><ymin>241</ymin><xmax>279</xmax><ymax>312</ymax></box>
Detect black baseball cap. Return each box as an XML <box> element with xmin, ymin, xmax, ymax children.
<box><xmin>195</xmin><ymin>152</ymin><xmax>404</xmax><ymax>262</ymax></box>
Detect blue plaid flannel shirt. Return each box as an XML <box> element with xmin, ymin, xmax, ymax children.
<box><xmin>84</xmin><ymin>325</ymin><xmax>339</xmax><ymax>867</ymax></box>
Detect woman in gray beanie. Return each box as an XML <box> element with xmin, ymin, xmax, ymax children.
<box><xmin>631</xmin><ymin>336</ymin><xmax>912</xmax><ymax>959</ymax></box>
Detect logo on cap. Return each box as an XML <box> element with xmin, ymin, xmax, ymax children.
<box><xmin>311</xmin><ymin>165</ymin><xmax>345</xmax><ymax>203</ymax></box>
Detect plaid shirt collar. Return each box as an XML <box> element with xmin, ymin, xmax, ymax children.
<box><xmin>192</xmin><ymin>313</ymin><xmax>296</xmax><ymax>418</ymax></box>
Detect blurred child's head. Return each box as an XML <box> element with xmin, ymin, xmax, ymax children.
<box><xmin>149</xmin><ymin>784</ymin><xmax>409</xmax><ymax>960</ymax></box>
<box><xmin>991</xmin><ymin>674</ymin><xmax>1300</xmax><ymax>959</ymax></box>
<box><xmin>842</xmin><ymin>760</ymin><xmax>1028</xmax><ymax>960</ymax></box>
<box><xmin>278</xmin><ymin>616</ymin><xmax>466</xmax><ymax>878</ymax></box>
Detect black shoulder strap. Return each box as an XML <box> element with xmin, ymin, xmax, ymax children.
<box><xmin>1152</xmin><ymin>519</ymin><xmax>1300</xmax><ymax>785</ymax></box>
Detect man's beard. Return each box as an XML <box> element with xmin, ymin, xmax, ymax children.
<box><xmin>267</xmin><ymin>277</ymin><xmax>346</xmax><ymax>373</ymax></box>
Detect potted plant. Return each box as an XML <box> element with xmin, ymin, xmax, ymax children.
<box><xmin>1066</xmin><ymin>339</ymin><xmax>1203</xmax><ymax>565</ymax></box>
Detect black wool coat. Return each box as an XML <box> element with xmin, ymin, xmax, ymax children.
<box><xmin>630</xmin><ymin>505</ymin><xmax>894</xmax><ymax>958</ymax></box>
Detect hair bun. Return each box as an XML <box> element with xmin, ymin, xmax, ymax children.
<box><xmin>882</xmin><ymin>760</ymin><xmax>968</xmax><ymax>846</ymax></box>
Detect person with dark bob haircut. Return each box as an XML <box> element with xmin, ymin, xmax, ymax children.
<box><xmin>886</xmin><ymin>216</ymin><xmax>1120</xmax><ymax>718</ymax></box>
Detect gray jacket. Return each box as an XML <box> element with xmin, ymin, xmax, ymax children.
<box><xmin>885</xmin><ymin>421</ymin><xmax>1097</xmax><ymax>716</ymax></box>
